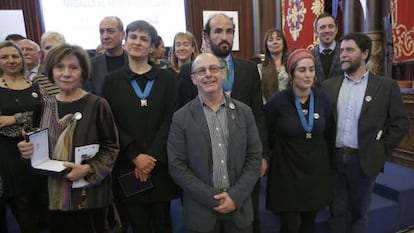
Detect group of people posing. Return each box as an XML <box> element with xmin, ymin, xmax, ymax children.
<box><xmin>0</xmin><ymin>12</ymin><xmax>409</xmax><ymax>233</ymax></box>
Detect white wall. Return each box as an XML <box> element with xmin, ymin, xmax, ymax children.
<box><xmin>40</xmin><ymin>0</ymin><xmax>186</xmax><ymax>49</ymax></box>
<box><xmin>0</xmin><ymin>10</ymin><xmax>26</xmax><ymax>41</ymax></box>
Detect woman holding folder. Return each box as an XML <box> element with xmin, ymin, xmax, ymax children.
<box><xmin>18</xmin><ymin>44</ymin><xmax>119</xmax><ymax>233</ymax></box>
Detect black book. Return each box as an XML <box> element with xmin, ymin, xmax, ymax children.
<box><xmin>117</xmin><ymin>171</ymin><xmax>154</xmax><ymax>197</ymax></box>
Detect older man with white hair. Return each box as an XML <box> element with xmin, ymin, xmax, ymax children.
<box><xmin>17</xmin><ymin>39</ymin><xmax>59</xmax><ymax>96</ymax></box>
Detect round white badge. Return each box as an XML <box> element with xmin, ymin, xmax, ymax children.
<box><xmin>73</xmin><ymin>112</ymin><xmax>82</xmax><ymax>120</ymax></box>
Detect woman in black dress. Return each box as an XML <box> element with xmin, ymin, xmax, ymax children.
<box><xmin>101</xmin><ymin>20</ymin><xmax>180</xmax><ymax>233</ymax></box>
<box><xmin>0</xmin><ymin>41</ymin><xmax>44</xmax><ymax>233</ymax></box>
<box><xmin>265</xmin><ymin>48</ymin><xmax>335</xmax><ymax>233</ymax></box>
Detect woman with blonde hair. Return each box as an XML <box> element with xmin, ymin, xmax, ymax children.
<box><xmin>0</xmin><ymin>41</ymin><xmax>44</xmax><ymax>233</ymax></box>
<box><xmin>170</xmin><ymin>32</ymin><xmax>199</xmax><ymax>74</ymax></box>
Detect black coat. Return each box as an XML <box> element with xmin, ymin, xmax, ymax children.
<box><xmin>265</xmin><ymin>89</ymin><xmax>335</xmax><ymax>212</ymax></box>
<box><xmin>102</xmin><ymin>65</ymin><xmax>180</xmax><ymax>202</ymax></box>
<box><xmin>322</xmin><ymin>73</ymin><xmax>409</xmax><ymax>178</ymax></box>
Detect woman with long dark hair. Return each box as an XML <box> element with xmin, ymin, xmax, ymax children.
<box><xmin>261</xmin><ymin>28</ymin><xmax>289</xmax><ymax>102</ymax></box>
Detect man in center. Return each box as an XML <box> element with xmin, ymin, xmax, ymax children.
<box><xmin>168</xmin><ymin>53</ymin><xmax>262</xmax><ymax>233</ymax></box>
<box><xmin>176</xmin><ymin>14</ymin><xmax>268</xmax><ymax>232</ymax></box>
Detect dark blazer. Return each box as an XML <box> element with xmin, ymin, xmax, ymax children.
<box><xmin>321</xmin><ymin>73</ymin><xmax>409</xmax><ymax>178</ymax></box>
<box><xmin>176</xmin><ymin>55</ymin><xmax>269</xmax><ymax>157</ymax></box>
<box><xmin>88</xmin><ymin>52</ymin><xmax>128</xmax><ymax>96</ymax></box>
<box><xmin>167</xmin><ymin>95</ymin><xmax>262</xmax><ymax>232</ymax></box>
<box><xmin>312</xmin><ymin>44</ymin><xmax>342</xmax><ymax>86</ymax></box>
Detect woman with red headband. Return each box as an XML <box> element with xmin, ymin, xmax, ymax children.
<box><xmin>264</xmin><ymin>48</ymin><xmax>335</xmax><ymax>233</ymax></box>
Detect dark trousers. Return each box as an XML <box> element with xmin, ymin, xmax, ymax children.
<box><xmin>126</xmin><ymin>201</ymin><xmax>172</xmax><ymax>233</ymax></box>
<box><xmin>0</xmin><ymin>197</ymin><xmax>8</xmax><ymax>233</ymax></box>
<box><xmin>279</xmin><ymin>210</ymin><xmax>318</xmax><ymax>233</ymax></box>
<box><xmin>187</xmin><ymin>215</ymin><xmax>253</xmax><ymax>233</ymax></box>
<box><xmin>251</xmin><ymin>179</ymin><xmax>261</xmax><ymax>233</ymax></box>
<box><xmin>329</xmin><ymin>152</ymin><xmax>375</xmax><ymax>233</ymax></box>
<box><xmin>49</xmin><ymin>208</ymin><xmax>109</xmax><ymax>233</ymax></box>
<box><xmin>0</xmin><ymin>194</ymin><xmax>39</xmax><ymax>233</ymax></box>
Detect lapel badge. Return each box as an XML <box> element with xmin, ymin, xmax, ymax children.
<box><xmin>31</xmin><ymin>92</ymin><xmax>38</xmax><ymax>98</ymax></box>
<box><xmin>314</xmin><ymin>113</ymin><xmax>320</xmax><ymax>119</ymax></box>
<box><xmin>229</xmin><ymin>102</ymin><xmax>235</xmax><ymax>110</ymax></box>
<box><xmin>365</xmin><ymin>96</ymin><xmax>372</xmax><ymax>102</ymax></box>
<box><xmin>74</xmin><ymin>112</ymin><xmax>83</xmax><ymax>120</ymax></box>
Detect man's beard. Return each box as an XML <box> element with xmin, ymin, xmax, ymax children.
<box><xmin>341</xmin><ymin>57</ymin><xmax>362</xmax><ymax>74</ymax></box>
<box><xmin>210</xmin><ymin>41</ymin><xmax>232</xmax><ymax>58</ymax></box>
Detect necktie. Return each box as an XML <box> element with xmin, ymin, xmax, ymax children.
<box><xmin>220</xmin><ymin>59</ymin><xmax>229</xmax><ymax>83</ymax></box>
<box><xmin>322</xmin><ymin>49</ymin><xmax>332</xmax><ymax>56</ymax></box>
<box><xmin>25</xmin><ymin>71</ymin><xmax>35</xmax><ymax>81</ymax></box>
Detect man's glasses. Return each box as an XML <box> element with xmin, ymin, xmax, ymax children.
<box><xmin>192</xmin><ymin>65</ymin><xmax>224</xmax><ymax>76</ymax></box>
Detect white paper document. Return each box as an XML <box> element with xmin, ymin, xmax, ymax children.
<box><xmin>72</xmin><ymin>144</ymin><xmax>99</xmax><ymax>188</ymax></box>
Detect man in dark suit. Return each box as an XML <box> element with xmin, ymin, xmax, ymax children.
<box><xmin>89</xmin><ymin>16</ymin><xmax>128</xmax><ymax>232</ymax></box>
<box><xmin>311</xmin><ymin>13</ymin><xmax>342</xmax><ymax>86</ymax></box>
<box><xmin>176</xmin><ymin>14</ymin><xmax>268</xmax><ymax>232</ymax></box>
<box><xmin>322</xmin><ymin>32</ymin><xmax>409</xmax><ymax>233</ymax></box>
<box><xmin>168</xmin><ymin>53</ymin><xmax>262</xmax><ymax>233</ymax></box>
<box><xmin>87</xmin><ymin>16</ymin><xmax>127</xmax><ymax>96</ymax></box>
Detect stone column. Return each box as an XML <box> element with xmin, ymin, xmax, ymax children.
<box><xmin>365</xmin><ymin>31</ymin><xmax>385</xmax><ymax>76</ymax></box>
<box><xmin>363</xmin><ymin>0</ymin><xmax>385</xmax><ymax>76</ymax></box>
<box><xmin>342</xmin><ymin>0</ymin><xmax>363</xmax><ymax>34</ymax></box>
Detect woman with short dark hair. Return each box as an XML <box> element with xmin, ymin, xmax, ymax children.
<box><xmin>101</xmin><ymin>20</ymin><xmax>180</xmax><ymax>233</ymax></box>
<box><xmin>18</xmin><ymin>43</ymin><xmax>119</xmax><ymax>233</ymax></box>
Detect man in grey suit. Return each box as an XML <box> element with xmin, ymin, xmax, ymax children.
<box><xmin>311</xmin><ymin>13</ymin><xmax>342</xmax><ymax>86</ymax></box>
<box><xmin>87</xmin><ymin>16</ymin><xmax>127</xmax><ymax>95</ymax></box>
<box><xmin>168</xmin><ymin>53</ymin><xmax>262</xmax><ymax>233</ymax></box>
<box><xmin>322</xmin><ymin>32</ymin><xmax>409</xmax><ymax>233</ymax></box>
<box><xmin>176</xmin><ymin>14</ymin><xmax>268</xmax><ymax>233</ymax></box>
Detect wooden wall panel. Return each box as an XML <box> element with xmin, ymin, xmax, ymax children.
<box><xmin>185</xmin><ymin>0</ymin><xmax>255</xmax><ymax>58</ymax></box>
<box><xmin>257</xmin><ymin>0</ymin><xmax>277</xmax><ymax>54</ymax></box>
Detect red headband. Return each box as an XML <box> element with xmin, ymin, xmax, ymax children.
<box><xmin>286</xmin><ymin>49</ymin><xmax>315</xmax><ymax>74</ymax></box>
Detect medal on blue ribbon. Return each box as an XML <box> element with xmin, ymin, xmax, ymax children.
<box><xmin>293</xmin><ymin>90</ymin><xmax>314</xmax><ymax>139</ymax></box>
<box><xmin>221</xmin><ymin>58</ymin><xmax>234</xmax><ymax>95</ymax></box>
<box><xmin>130</xmin><ymin>78</ymin><xmax>154</xmax><ymax>107</ymax></box>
